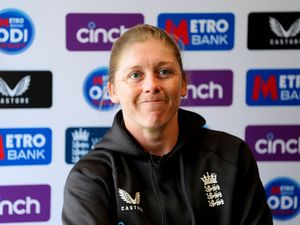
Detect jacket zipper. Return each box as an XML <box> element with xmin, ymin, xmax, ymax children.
<box><xmin>148</xmin><ymin>157</ymin><xmax>165</xmax><ymax>225</ymax></box>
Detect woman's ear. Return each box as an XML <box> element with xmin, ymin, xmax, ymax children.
<box><xmin>181</xmin><ymin>74</ymin><xmax>188</xmax><ymax>97</ymax></box>
<box><xmin>107</xmin><ymin>82</ymin><xmax>120</xmax><ymax>103</ymax></box>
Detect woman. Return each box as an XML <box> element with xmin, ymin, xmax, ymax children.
<box><xmin>62</xmin><ymin>24</ymin><xmax>273</xmax><ymax>225</ymax></box>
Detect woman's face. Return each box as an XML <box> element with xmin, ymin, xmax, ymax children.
<box><xmin>108</xmin><ymin>39</ymin><xmax>187</xmax><ymax>132</ymax></box>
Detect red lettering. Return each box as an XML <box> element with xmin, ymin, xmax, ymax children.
<box><xmin>7</xmin><ymin>43</ymin><xmax>26</xmax><ymax>48</ymax></box>
<box><xmin>271</xmin><ymin>186</ymin><xmax>281</xmax><ymax>195</ymax></box>
<box><xmin>0</xmin><ymin>18</ymin><xmax>9</xmax><ymax>27</ymax></box>
<box><xmin>0</xmin><ymin>135</ymin><xmax>5</xmax><ymax>160</ymax></box>
<box><xmin>93</xmin><ymin>76</ymin><xmax>103</xmax><ymax>85</ymax></box>
<box><xmin>252</xmin><ymin>75</ymin><xmax>278</xmax><ymax>100</ymax></box>
<box><xmin>165</xmin><ymin>20</ymin><xmax>189</xmax><ymax>45</ymax></box>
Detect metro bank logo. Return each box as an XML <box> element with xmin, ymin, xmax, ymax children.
<box><xmin>246</xmin><ymin>125</ymin><xmax>300</xmax><ymax>161</ymax></box>
<box><xmin>246</xmin><ymin>69</ymin><xmax>300</xmax><ymax>105</ymax></box>
<box><xmin>66</xmin><ymin>13</ymin><xmax>144</xmax><ymax>51</ymax></box>
<box><xmin>158</xmin><ymin>13</ymin><xmax>234</xmax><ymax>50</ymax></box>
<box><xmin>181</xmin><ymin>70</ymin><xmax>233</xmax><ymax>106</ymax></box>
<box><xmin>0</xmin><ymin>128</ymin><xmax>52</xmax><ymax>165</ymax></box>
<box><xmin>0</xmin><ymin>185</ymin><xmax>50</xmax><ymax>223</ymax></box>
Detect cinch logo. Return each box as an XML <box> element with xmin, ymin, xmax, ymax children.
<box><xmin>265</xmin><ymin>177</ymin><xmax>300</xmax><ymax>221</ymax></box>
<box><xmin>66</xmin><ymin>13</ymin><xmax>144</xmax><ymax>51</ymax></box>
<box><xmin>0</xmin><ymin>185</ymin><xmax>50</xmax><ymax>223</ymax></box>
<box><xmin>248</xmin><ymin>12</ymin><xmax>300</xmax><ymax>50</ymax></box>
<box><xmin>65</xmin><ymin>127</ymin><xmax>109</xmax><ymax>164</ymax></box>
<box><xmin>245</xmin><ymin>125</ymin><xmax>300</xmax><ymax>161</ymax></box>
<box><xmin>246</xmin><ymin>69</ymin><xmax>300</xmax><ymax>105</ymax></box>
<box><xmin>158</xmin><ymin>13</ymin><xmax>234</xmax><ymax>50</ymax></box>
<box><xmin>0</xmin><ymin>71</ymin><xmax>52</xmax><ymax>108</ymax></box>
<box><xmin>181</xmin><ymin>70</ymin><xmax>233</xmax><ymax>106</ymax></box>
<box><xmin>0</xmin><ymin>128</ymin><xmax>52</xmax><ymax>166</ymax></box>
<box><xmin>0</xmin><ymin>9</ymin><xmax>35</xmax><ymax>54</ymax></box>
<box><xmin>83</xmin><ymin>67</ymin><xmax>119</xmax><ymax>111</ymax></box>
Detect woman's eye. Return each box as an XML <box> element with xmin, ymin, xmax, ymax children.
<box><xmin>158</xmin><ymin>69</ymin><xmax>172</xmax><ymax>77</ymax></box>
<box><xmin>129</xmin><ymin>72</ymin><xmax>141</xmax><ymax>80</ymax></box>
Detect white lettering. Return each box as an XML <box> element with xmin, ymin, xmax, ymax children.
<box><xmin>89</xmin><ymin>86</ymin><xmax>110</xmax><ymax>101</ymax></box>
<box><xmin>268</xmin><ymin>196</ymin><xmax>298</xmax><ymax>210</ymax></box>
<box><xmin>0</xmin><ymin>97</ymin><xmax>30</xmax><ymax>104</ymax></box>
<box><xmin>270</xmin><ymin>38</ymin><xmax>300</xmax><ymax>46</ymax></box>
<box><xmin>255</xmin><ymin>136</ymin><xmax>300</xmax><ymax>154</ymax></box>
<box><xmin>9</xmin><ymin>17</ymin><xmax>24</xmax><ymax>24</ymax></box>
<box><xmin>5</xmin><ymin>134</ymin><xmax>46</xmax><ymax>148</ymax></box>
<box><xmin>7</xmin><ymin>149</ymin><xmax>46</xmax><ymax>160</ymax></box>
<box><xmin>191</xmin><ymin>34</ymin><xmax>228</xmax><ymax>45</ymax></box>
<box><xmin>119</xmin><ymin>205</ymin><xmax>143</xmax><ymax>212</ymax></box>
<box><xmin>280</xmin><ymin>90</ymin><xmax>300</xmax><ymax>101</ymax></box>
<box><xmin>185</xmin><ymin>82</ymin><xmax>223</xmax><ymax>99</ymax></box>
<box><xmin>279</xmin><ymin>74</ymin><xmax>300</xmax><ymax>89</ymax></box>
<box><xmin>0</xmin><ymin>197</ymin><xmax>40</xmax><ymax>215</ymax></box>
<box><xmin>0</xmin><ymin>28</ymin><xmax>28</xmax><ymax>43</ymax></box>
<box><xmin>189</xmin><ymin>19</ymin><xmax>229</xmax><ymax>33</ymax></box>
<box><xmin>76</xmin><ymin>25</ymin><xmax>128</xmax><ymax>44</ymax></box>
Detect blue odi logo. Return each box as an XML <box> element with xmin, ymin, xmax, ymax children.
<box><xmin>0</xmin><ymin>128</ymin><xmax>51</xmax><ymax>165</ymax></box>
<box><xmin>83</xmin><ymin>67</ymin><xmax>118</xmax><ymax>111</ymax></box>
<box><xmin>265</xmin><ymin>177</ymin><xmax>300</xmax><ymax>221</ymax></box>
<box><xmin>0</xmin><ymin>9</ymin><xmax>35</xmax><ymax>54</ymax></box>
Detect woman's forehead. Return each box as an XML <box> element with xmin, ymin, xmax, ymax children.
<box><xmin>121</xmin><ymin>39</ymin><xmax>175</xmax><ymax>59</ymax></box>
<box><xmin>118</xmin><ymin>41</ymin><xmax>178</xmax><ymax>68</ymax></box>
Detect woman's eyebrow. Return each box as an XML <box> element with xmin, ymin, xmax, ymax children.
<box><xmin>156</xmin><ymin>61</ymin><xmax>177</xmax><ymax>67</ymax></box>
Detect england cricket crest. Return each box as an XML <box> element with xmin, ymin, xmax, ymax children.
<box><xmin>201</xmin><ymin>172</ymin><xmax>225</xmax><ymax>207</ymax></box>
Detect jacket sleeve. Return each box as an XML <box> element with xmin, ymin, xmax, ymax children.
<box><xmin>62</xmin><ymin>160</ymin><xmax>117</xmax><ymax>225</ymax></box>
<box><xmin>233</xmin><ymin>141</ymin><xmax>273</xmax><ymax>225</ymax></box>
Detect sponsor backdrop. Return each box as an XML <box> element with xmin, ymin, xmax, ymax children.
<box><xmin>0</xmin><ymin>0</ymin><xmax>300</xmax><ymax>224</ymax></box>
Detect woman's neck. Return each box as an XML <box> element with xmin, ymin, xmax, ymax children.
<box><xmin>124</xmin><ymin>115</ymin><xmax>179</xmax><ymax>156</ymax></box>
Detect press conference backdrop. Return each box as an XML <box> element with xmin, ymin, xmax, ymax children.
<box><xmin>1</xmin><ymin>0</ymin><xmax>300</xmax><ymax>224</ymax></box>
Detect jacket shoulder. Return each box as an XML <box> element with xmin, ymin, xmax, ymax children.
<box><xmin>191</xmin><ymin>128</ymin><xmax>254</xmax><ymax>167</ymax></box>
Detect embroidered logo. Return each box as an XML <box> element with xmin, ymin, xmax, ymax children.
<box><xmin>118</xmin><ymin>188</ymin><xmax>143</xmax><ymax>212</ymax></box>
<box><xmin>201</xmin><ymin>172</ymin><xmax>224</xmax><ymax>207</ymax></box>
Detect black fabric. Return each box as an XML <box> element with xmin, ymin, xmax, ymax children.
<box><xmin>62</xmin><ymin>109</ymin><xmax>273</xmax><ymax>225</ymax></box>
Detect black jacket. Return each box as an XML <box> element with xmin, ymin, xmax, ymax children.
<box><xmin>62</xmin><ymin>109</ymin><xmax>273</xmax><ymax>225</ymax></box>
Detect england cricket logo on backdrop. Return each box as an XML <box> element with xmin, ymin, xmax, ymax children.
<box><xmin>65</xmin><ymin>127</ymin><xmax>109</xmax><ymax>164</ymax></box>
<box><xmin>201</xmin><ymin>172</ymin><xmax>224</xmax><ymax>207</ymax></box>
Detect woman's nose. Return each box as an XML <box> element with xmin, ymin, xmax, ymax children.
<box><xmin>142</xmin><ymin>74</ymin><xmax>161</xmax><ymax>93</ymax></box>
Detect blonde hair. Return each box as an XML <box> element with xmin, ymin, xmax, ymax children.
<box><xmin>109</xmin><ymin>24</ymin><xmax>185</xmax><ymax>83</ymax></box>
